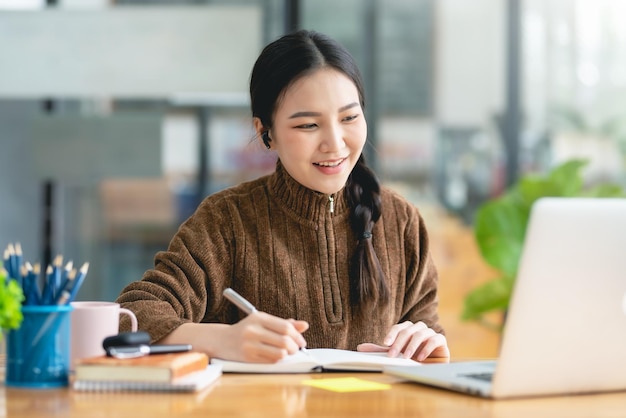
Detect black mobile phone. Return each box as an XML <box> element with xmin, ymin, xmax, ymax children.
<box><xmin>102</xmin><ymin>331</ymin><xmax>151</xmax><ymax>350</ymax></box>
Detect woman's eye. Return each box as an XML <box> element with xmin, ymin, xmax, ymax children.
<box><xmin>343</xmin><ymin>114</ymin><xmax>359</xmax><ymax>122</ymax></box>
<box><xmin>297</xmin><ymin>123</ymin><xmax>317</xmax><ymax>129</ymax></box>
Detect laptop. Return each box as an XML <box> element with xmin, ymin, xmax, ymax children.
<box><xmin>386</xmin><ymin>197</ymin><xmax>626</xmax><ymax>399</ymax></box>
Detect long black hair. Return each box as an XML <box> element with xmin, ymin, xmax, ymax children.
<box><xmin>249</xmin><ymin>30</ymin><xmax>389</xmax><ymax>310</ymax></box>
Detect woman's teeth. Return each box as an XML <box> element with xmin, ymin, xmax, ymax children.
<box><xmin>316</xmin><ymin>159</ymin><xmax>344</xmax><ymax>167</ymax></box>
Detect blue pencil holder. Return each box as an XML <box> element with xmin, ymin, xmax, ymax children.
<box><xmin>5</xmin><ymin>305</ymin><xmax>73</xmax><ymax>388</ymax></box>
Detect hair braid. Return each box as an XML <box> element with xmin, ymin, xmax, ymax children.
<box><xmin>346</xmin><ymin>155</ymin><xmax>389</xmax><ymax>310</ymax></box>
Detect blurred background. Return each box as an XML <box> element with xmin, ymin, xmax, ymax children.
<box><xmin>1</xmin><ymin>0</ymin><xmax>625</xmax><ymax>358</ymax></box>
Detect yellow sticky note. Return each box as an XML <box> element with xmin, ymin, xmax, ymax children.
<box><xmin>301</xmin><ymin>377</ymin><xmax>391</xmax><ymax>393</ymax></box>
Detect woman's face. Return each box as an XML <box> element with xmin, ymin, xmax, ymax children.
<box><xmin>259</xmin><ymin>68</ymin><xmax>367</xmax><ymax>195</ymax></box>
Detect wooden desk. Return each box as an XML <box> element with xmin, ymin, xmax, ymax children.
<box><xmin>4</xmin><ymin>372</ymin><xmax>626</xmax><ymax>418</ymax></box>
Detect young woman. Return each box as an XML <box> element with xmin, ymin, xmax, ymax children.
<box><xmin>116</xmin><ymin>30</ymin><xmax>449</xmax><ymax>363</ymax></box>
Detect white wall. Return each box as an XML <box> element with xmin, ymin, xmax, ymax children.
<box><xmin>435</xmin><ymin>0</ymin><xmax>505</xmax><ymax>127</ymax></box>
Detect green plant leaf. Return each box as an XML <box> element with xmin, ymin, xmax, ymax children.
<box><xmin>584</xmin><ymin>183</ymin><xmax>625</xmax><ymax>197</ymax></box>
<box><xmin>475</xmin><ymin>160</ymin><xmax>591</xmax><ymax>278</ymax></box>
<box><xmin>461</xmin><ymin>276</ymin><xmax>515</xmax><ymax>321</ymax></box>
<box><xmin>474</xmin><ymin>193</ymin><xmax>527</xmax><ymax>277</ymax></box>
<box><xmin>0</xmin><ymin>264</ymin><xmax>24</xmax><ymax>333</ymax></box>
<box><xmin>518</xmin><ymin>159</ymin><xmax>586</xmax><ymax>202</ymax></box>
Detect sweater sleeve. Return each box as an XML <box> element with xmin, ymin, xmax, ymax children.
<box><xmin>399</xmin><ymin>208</ymin><xmax>445</xmax><ymax>335</ymax></box>
<box><xmin>115</xmin><ymin>197</ymin><xmax>234</xmax><ymax>343</ymax></box>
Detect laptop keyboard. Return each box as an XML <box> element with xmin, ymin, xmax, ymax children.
<box><xmin>461</xmin><ymin>372</ymin><xmax>494</xmax><ymax>382</ymax></box>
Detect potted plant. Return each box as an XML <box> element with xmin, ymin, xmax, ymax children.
<box><xmin>461</xmin><ymin>159</ymin><xmax>625</xmax><ymax>330</ymax></box>
<box><xmin>0</xmin><ymin>265</ymin><xmax>24</xmax><ymax>338</ymax></box>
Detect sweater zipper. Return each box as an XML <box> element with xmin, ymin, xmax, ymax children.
<box><xmin>328</xmin><ymin>195</ymin><xmax>334</xmax><ymax>214</ymax></box>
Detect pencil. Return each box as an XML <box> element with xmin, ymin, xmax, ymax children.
<box><xmin>29</xmin><ymin>263</ymin><xmax>42</xmax><ymax>306</ymax></box>
<box><xmin>67</xmin><ymin>262</ymin><xmax>89</xmax><ymax>303</ymax></box>
<box><xmin>51</xmin><ymin>254</ymin><xmax>63</xmax><ymax>301</ymax></box>
<box><xmin>54</xmin><ymin>268</ymin><xmax>75</xmax><ymax>305</ymax></box>
<box><xmin>41</xmin><ymin>264</ymin><xmax>54</xmax><ymax>305</ymax></box>
<box><xmin>14</xmin><ymin>243</ymin><xmax>23</xmax><ymax>283</ymax></box>
<box><xmin>5</xmin><ymin>243</ymin><xmax>17</xmax><ymax>279</ymax></box>
<box><xmin>56</xmin><ymin>261</ymin><xmax>74</xmax><ymax>300</ymax></box>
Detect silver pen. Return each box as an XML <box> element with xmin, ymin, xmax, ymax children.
<box><xmin>223</xmin><ymin>287</ymin><xmax>258</xmax><ymax>314</ymax></box>
<box><xmin>106</xmin><ymin>344</ymin><xmax>192</xmax><ymax>359</ymax></box>
<box><xmin>222</xmin><ymin>287</ymin><xmax>307</xmax><ymax>352</ymax></box>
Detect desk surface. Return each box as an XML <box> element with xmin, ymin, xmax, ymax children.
<box><xmin>4</xmin><ymin>372</ymin><xmax>626</xmax><ymax>418</ymax></box>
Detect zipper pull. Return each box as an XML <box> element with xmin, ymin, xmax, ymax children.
<box><xmin>329</xmin><ymin>195</ymin><xmax>334</xmax><ymax>214</ymax></box>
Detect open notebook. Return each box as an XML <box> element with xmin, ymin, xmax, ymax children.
<box><xmin>385</xmin><ymin>197</ymin><xmax>626</xmax><ymax>398</ymax></box>
<box><xmin>211</xmin><ymin>348</ymin><xmax>419</xmax><ymax>373</ymax></box>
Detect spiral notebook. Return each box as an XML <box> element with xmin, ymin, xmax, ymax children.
<box><xmin>72</xmin><ymin>364</ymin><xmax>222</xmax><ymax>393</ymax></box>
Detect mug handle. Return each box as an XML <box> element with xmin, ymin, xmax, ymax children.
<box><xmin>119</xmin><ymin>308</ymin><xmax>138</xmax><ymax>332</ymax></box>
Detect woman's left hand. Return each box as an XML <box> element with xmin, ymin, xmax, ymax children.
<box><xmin>356</xmin><ymin>321</ymin><xmax>450</xmax><ymax>362</ymax></box>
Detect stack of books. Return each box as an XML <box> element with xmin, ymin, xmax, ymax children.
<box><xmin>73</xmin><ymin>351</ymin><xmax>221</xmax><ymax>393</ymax></box>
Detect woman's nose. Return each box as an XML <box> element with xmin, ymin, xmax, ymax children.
<box><xmin>319</xmin><ymin>124</ymin><xmax>345</xmax><ymax>152</ymax></box>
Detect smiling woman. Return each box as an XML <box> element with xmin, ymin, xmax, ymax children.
<box><xmin>116</xmin><ymin>30</ymin><xmax>450</xmax><ymax>365</ymax></box>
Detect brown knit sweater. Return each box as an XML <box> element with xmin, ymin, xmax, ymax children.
<box><xmin>116</xmin><ymin>162</ymin><xmax>443</xmax><ymax>350</ymax></box>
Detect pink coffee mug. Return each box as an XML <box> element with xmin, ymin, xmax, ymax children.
<box><xmin>70</xmin><ymin>301</ymin><xmax>138</xmax><ymax>368</ymax></box>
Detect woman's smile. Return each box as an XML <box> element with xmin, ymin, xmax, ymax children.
<box><xmin>313</xmin><ymin>157</ymin><xmax>348</xmax><ymax>173</ymax></box>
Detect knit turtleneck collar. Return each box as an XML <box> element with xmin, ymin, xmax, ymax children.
<box><xmin>268</xmin><ymin>160</ymin><xmax>349</xmax><ymax>220</ymax></box>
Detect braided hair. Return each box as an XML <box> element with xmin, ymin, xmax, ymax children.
<box><xmin>346</xmin><ymin>155</ymin><xmax>389</xmax><ymax>308</ymax></box>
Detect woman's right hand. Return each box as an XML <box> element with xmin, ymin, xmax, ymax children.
<box><xmin>219</xmin><ymin>312</ymin><xmax>309</xmax><ymax>363</ymax></box>
<box><xmin>157</xmin><ymin>313</ymin><xmax>308</xmax><ymax>363</ymax></box>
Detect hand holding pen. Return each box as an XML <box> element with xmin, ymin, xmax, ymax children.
<box><xmin>223</xmin><ymin>288</ymin><xmax>309</xmax><ymax>362</ymax></box>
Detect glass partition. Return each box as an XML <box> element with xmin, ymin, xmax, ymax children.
<box><xmin>0</xmin><ymin>0</ymin><xmax>623</xmax><ymax>304</ymax></box>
